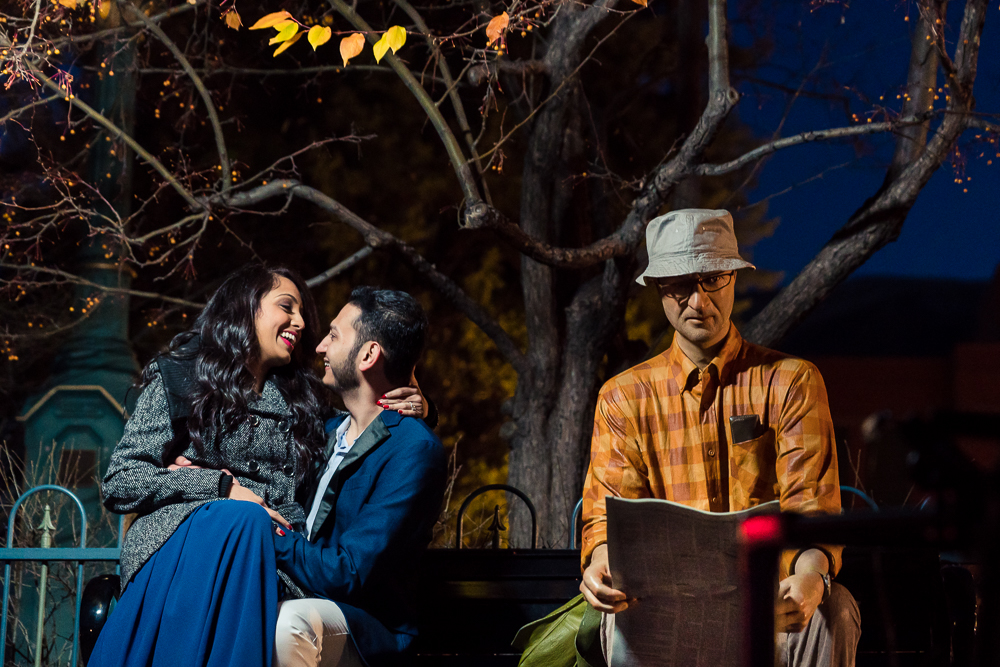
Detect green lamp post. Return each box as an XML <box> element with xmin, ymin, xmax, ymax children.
<box><xmin>17</xmin><ymin>5</ymin><xmax>139</xmax><ymax>539</ymax></box>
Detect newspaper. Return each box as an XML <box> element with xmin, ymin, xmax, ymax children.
<box><xmin>606</xmin><ymin>497</ymin><xmax>780</xmax><ymax>667</ymax></box>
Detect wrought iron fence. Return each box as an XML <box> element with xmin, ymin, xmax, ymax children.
<box><xmin>1</xmin><ymin>485</ymin><xmax>122</xmax><ymax>667</ymax></box>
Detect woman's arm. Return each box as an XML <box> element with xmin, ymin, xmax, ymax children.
<box><xmin>102</xmin><ymin>367</ymin><xmax>231</xmax><ymax>515</ymax></box>
<box><xmin>379</xmin><ymin>371</ymin><xmax>438</xmax><ymax>429</ymax></box>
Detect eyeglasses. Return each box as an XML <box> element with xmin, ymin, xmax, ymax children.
<box><xmin>655</xmin><ymin>271</ymin><xmax>735</xmax><ymax>300</ymax></box>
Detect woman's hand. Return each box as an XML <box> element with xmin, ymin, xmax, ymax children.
<box><xmin>227</xmin><ymin>480</ymin><xmax>292</xmax><ymax>529</ymax></box>
<box><xmin>169</xmin><ymin>456</ymin><xmax>291</xmax><ymax>529</ymax></box>
<box><xmin>378</xmin><ymin>371</ymin><xmax>428</xmax><ymax>418</ymax></box>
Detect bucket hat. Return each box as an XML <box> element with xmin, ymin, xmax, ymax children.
<box><xmin>635</xmin><ymin>208</ymin><xmax>755</xmax><ymax>286</ymax></box>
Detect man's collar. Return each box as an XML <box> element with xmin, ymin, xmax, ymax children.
<box><xmin>667</xmin><ymin>324</ymin><xmax>743</xmax><ymax>389</ymax></box>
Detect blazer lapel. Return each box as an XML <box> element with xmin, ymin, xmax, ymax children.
<box><xmin>309</xmin><ymin>414</ymin><xmax>392</xmax><ymax>542</ymax></box>
<box><xmin>334</xmin><ymin>416</ymin><xmax>390</xmax><ymax>476</ymax></box>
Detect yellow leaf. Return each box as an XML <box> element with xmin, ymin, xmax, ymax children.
<box><xmin>373</xmin><ymin>34</ymin><xmax>390</xmax><ymax>63</ymax></box>
<box><xmin>485</xmin><ymin>11</ymin><xmax>508</xmax><ymax>46</ymax></box>
<box><xmin>269</xmin><ymin>23</ymin><xmax>299</xmax><ymax>45</ymax></box>
<box><xmin>57</xmin><ymin>0</ymin><xmax>76</xmax><ymax>9</ymax></box>
<box><xmin>630</xmin><ymin>0</ymin><xmax>648</xmax><ymax>6</ymax></box>
<box><xmin>385</xmin><ymin>25</ymin><xmax>406</xmax><ymax>53</ymax></box>
<box><xmin>273</xmin><ymin>30</ymin><xmax>303</xmax><ymax>56</ymax></box>
<box><xmin>98</xmin><ymin>0</ymin><xmax>111</xmax><ymax>19</ymax></box>
<box><xmin>308</xmin><ymin>25</ymin><xmax>332</xmax><ymax>50</ymax></box>
<box><xmin>272</xmin><ymin>19</ymin><xmax>296</xmax><ymax>30</ymax></box>
<box><xmin>224</xmin><ymin>10</ymin><xmax>242</xmax><ymax>30</ymax></box>
<box><xmin>249</xmin><ymin>10</ymin><xmax>292</xmax><ymax>30</ymax></box>
<box><xmin>340</xmin><ymin>33</ymin><xmax>365</xmax><ymax>66</ymax></box>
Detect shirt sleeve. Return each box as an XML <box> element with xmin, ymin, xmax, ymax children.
<box><xmin>580</xmin><ymin>382</ymin><xmax>651</xmax><ymax>570</ymax></box>
<box><xmin>773</xmin><ymin>361</ymin><xmax>843</xmax><ymax>578</ymax></box>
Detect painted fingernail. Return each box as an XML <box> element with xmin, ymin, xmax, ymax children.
<box><xmin>275</xmin><ymin>527</ymin><xmax>286</xmax><ymax>536</ymax></box>
<box><xmin>398</xmin><ymin>410</ymin><xmax>404</xmax><ymax>414</ymax></box>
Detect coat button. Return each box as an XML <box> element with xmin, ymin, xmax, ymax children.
<box><xmin>707</xmin><ymin>449</ymin><xmax>715</xmax><ymax>457</ymax></box>
<box><xmin>282</xmin><ymin>463</ymin><xmax>294</xmax><ymax>475</ymax></box>
<box><xmin>249</xmin><ymin>415</ymin><xmax>260</xmax><ymax>427</ymax></box>
<box><xmin>248</xmin><ymin>461</ymin><xmax>260</xmax><ymax>473</ymax></box>
<box><xmin>277</xmin><ymin>419</ymin><xmax>290</xmax><ymax>433</ymax></box>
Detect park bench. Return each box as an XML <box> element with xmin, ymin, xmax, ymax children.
<box><xmin>1</xmin><ymin>484</ymin><xmax>977</xmax><ymax>667</ymax></box>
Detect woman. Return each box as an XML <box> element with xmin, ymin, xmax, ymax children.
<box><xmin>90</xmin><ymin>265</ymin><xmax>424</xmax><ymax>667</ymax></box>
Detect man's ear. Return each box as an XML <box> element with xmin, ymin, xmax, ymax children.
<box><xmin>358</xmin><ymin>341</ymin><xmax>382</xmax><ymax>372</ymax></box>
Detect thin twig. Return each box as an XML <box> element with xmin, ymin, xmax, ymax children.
<box><xmin>697</xmin><ymin>112</ymin><xmax>942</xmax><ymax>177</ymax></box>
<box><xmin>331</xmin><ymin>0</ymin><xmax>482</xmax><ymax>207</ymax></box>
<box><xmin>18</xmin><ymin>61</ymin><xmax>203</xmax><ymax>211</ymax></box>
<box><xmin>306</xmin><ymin>247</ymin><xmax>373</xmax><ymax>287</ymax></box>
<box><xmin>0</xmin><ymin>94</ymin><xmax>61</xmax><ymax>124</ymax></box>
<box><xmin>135</xmin><ymin>64</ymin><xmax>447</xmax><ymax>84</ymax></box>
<box><xmin>393</xmin><ymin>0</ymin><xmax>492</xmax><ymax>204</ymax></box>
<box><xmin>0</xmin><ymin>264</ymin><xmax>204</xmax><ymax>308</ymax></box>
<box><xmin>121</xmin><ymin>3</ymin><xmax>231</xmax><ymax>193</ymax></box>
<box><xmin>213</xmin><ymin>180</ymin><xmax>526</xmax><ymax>372</ymax></box>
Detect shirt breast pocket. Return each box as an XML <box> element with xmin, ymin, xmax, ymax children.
<box><xmin>729</xmin><ymin>429</ymin><xmax>777</xmax><ymax>508</ymax></box>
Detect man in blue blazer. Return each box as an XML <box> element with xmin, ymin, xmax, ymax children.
<box><xmin>272</xmin><ymin>287</ymin><xmax>447</xmax><ymax>667</ymax></box>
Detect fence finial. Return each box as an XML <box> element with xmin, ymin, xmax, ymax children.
<box><xmin>35</xmin><ymin>503</ymin><xmax>56</xmax><ymax>667</ymax></box>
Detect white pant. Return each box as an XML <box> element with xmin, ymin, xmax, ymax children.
<box><xmin>274</xmin><ymin>598</ymin><xmax>365</xmax><ymax>667</ymax></box>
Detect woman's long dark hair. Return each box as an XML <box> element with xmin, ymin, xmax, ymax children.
<box><xmin>139</xmin><ymin>265</ymin><xmax>328</xmax><ymax>473</ymax></box>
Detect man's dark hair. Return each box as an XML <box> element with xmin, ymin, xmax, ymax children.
<box><xmin>348</xmin><ymin>287</ymin><xmax>427</xmax><ymax>385</ymax></box>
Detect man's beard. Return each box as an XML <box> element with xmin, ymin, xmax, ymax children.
<box><xmin>329</xmin><ymin>356</ymin><xmax>361</xmax><ymax>393</ymax></box>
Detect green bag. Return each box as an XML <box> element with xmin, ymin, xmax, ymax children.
<box><xmin>511</xmin><ymin>594</ymin><xmax>606</xmax><ymax>667</ymax></box>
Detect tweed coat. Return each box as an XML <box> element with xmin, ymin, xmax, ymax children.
<box><xmin>102</xmin><ymin>360</ymin><xmax>308</xmax><ymax>588</ymax></box>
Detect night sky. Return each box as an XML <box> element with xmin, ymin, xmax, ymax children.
<box><xmin>732</xmin><ymin>1</ymin><xmax>999</xmax><ymax>284</ymax></box>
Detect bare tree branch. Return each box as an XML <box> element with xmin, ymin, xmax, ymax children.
<box><xmin>0</xmin><ymin>264</ymin><xmax>204</xmax><ymax>308</ymax></box>
<box><xmin>120</xmin><ymin>2</ymin><xmax>232</xmax><ymax>194</ymax></box>
<box><xmin>306</xmin><ymin>247</ymin><xmax>373</xmax><ymax>287</ymax></box>
<box><xmin>467</xmin><ymin>0</ymin><xmax>738</xmax><ymax>269</ymax></box>
<box><xmin>330</xmin><ymin>0</ymin><xmax>483</xmax><ymax>207</ymax></box>
<box><xmin>886</xmin><ymin>0</ymin><xmax>942</xmax><ymax>182</ymax></box>
<box><xmin>967</xmin><ymin>116</ymin><xmax>1000</xmax><ymax>131</ymax></box>
<box><xmin>48</xmin><ymin>1</ymin><xmax>206</xmax><ymax>49</ymax></box>
<box><xmin>0</xmin><ymin>94</ymin><xmax>61</xmax><ymax>124</ymax></box>
<box><xmin>743</xmin><ymin>0</ymin><xmax>988</xmax><ymax>347</ymax></box>
<box><xmin>212</xmin><ymin>180</ymin><xmax>527</xmax><ymax>372</ymax></box>
<box><xmin>8</xmin><ymin>53</ymin><xmax>204</xmax><ymax>211</ymax></box>
<box><xmin>136</xmin><ymin>64</ymin><xmax>447</xmax><ymax>84</ymax></box>
<box><xmin>696</xmin><ymin>111</ymin><xmax>943</xmax><ymax>177</ymax></box>
<box><xmin>392</xmin><ymin>0</ymin><xmax>492</xmax><ymax>204</ymax></box>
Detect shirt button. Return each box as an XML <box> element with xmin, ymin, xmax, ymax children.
<box><xmin>708</xmin><ymin>449</ymin><xmax>715</xmax><ymax>457</ymax></box>
<box><xmin>249</xmin><ymin>415</ymin><xmax>260</xmax><ymax>427</ymax></box>
<box><xmin>282</xmin><ymin>463</ymin><xmax>294</xmax><ymax>475</ymax></box>
<box><xmin>277</xmin><ymin>419</ymin><xmax>290</xmax><ymax>433</ymax></box>
<box><xmin>248</xmin><ymin>461</ymin><xmax>260</xmax><ymax>473</ymax></box>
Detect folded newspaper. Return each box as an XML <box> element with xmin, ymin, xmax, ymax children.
<box><xmin>606</xmin><ymin>497</ymin><xmax>780</xmax><ymax>667</ymax></box>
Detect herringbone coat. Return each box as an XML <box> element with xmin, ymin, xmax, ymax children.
<box><xmin>102</xmin><ymin>361</ymin><xmax>308</xmax><ymax>588</ymax></box>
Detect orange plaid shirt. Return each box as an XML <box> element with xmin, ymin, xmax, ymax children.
<box><xmin>581</xmin><ymin>325</ymin><xmax>842</xmax><ymax>578</ymax></box>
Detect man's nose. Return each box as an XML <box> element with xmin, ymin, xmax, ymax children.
<box><xmin>687</xmin><ymin>284</ymin><xmax>708</xmax><ymax>309</ymax></box>
<box><xmin>316</xmin><ymin>338</ymin><xmax>327</xmax><ymax>354</ymax></box>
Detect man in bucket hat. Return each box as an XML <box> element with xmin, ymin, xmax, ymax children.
<box><xmin>579</xmin><ymin>209</ymin><xmax>860</xmax><ymax>667</ymax></box>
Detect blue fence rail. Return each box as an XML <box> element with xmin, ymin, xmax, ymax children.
<box><xmin>0</xmin><ymin>485</ymin><xmax>122</xmax><ymax>667</ymax></box>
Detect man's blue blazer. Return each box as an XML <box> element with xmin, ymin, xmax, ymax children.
<box><xmin>274</xmin><ymin>410</ymin><xmax>446</xmax><ymax>666</ymax></box>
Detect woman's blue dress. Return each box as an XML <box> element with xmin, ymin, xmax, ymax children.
<box><xmin>88</xmin><ymin>501</ymin><xmax>279</xmax><ymax>667</ymax></box>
